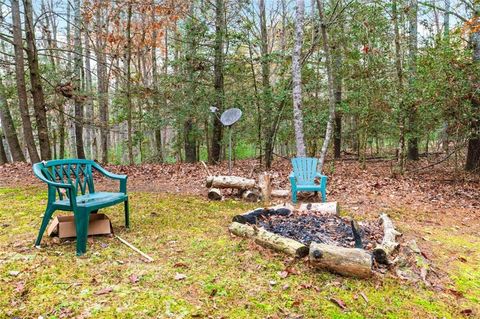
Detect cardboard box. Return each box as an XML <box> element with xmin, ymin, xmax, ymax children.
<box><xmin>47</xmin><ymin>214</ymin><xmax>113</xmax><ymax>238</ymax></box>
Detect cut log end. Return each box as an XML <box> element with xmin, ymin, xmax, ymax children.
<box><xmin>207</xmin><ymin>188</ymin><xmax>222</xmax><ymax>201</ymax></box>
<box><xmin>241</xmin><ymin>190</ymin><xmax>260</xmax><ymax>202</ymax></box>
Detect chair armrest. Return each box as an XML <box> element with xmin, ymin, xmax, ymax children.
<box><xmin>289</xmin><ymin>172</ymin><xmax>296</xmax><ymax>185</ymax></box>
<box><xmin>92</xmin><ymin>163</ymin><xmax>128</xmax><ymax>193</ymax></box>
<box><xmin>315</xmin><ymin>172</ymin><xmax>328</xmax><ymax>188</ymax></box>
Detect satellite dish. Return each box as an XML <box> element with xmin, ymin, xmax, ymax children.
<box><xmin>220</xmin><ymin>108</ymin><xmax>242</xmax><ymax>127</ymax></box>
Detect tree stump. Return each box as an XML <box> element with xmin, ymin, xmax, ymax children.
<box><xmin>241</xmin><ymin>190</ymin><xmax>260</xmax><ymax>202</ymax></box>
<box><xmin>258</xmin><ymin>172</ymin><xmax>272</xmax><ymax>203</ymax></box>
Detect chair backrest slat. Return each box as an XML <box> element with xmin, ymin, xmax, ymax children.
<box><xmin>33</xmin><ymin>159</ymin><xmax>96</xmax><ymax>199</ymax></box>
<box><xmin>291</xmin><ymin>157</ymin><xmax>318</xmax><ymax>185</ymax></box>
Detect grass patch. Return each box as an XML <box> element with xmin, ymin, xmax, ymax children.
<box><xmin>0</xmin><ymin>187</ymin><xmax>477</xmax><ymax>318</ymax></box>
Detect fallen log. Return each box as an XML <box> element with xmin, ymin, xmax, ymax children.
<box><xmin>271</xmin><ymin>189</ymin><xmax>290</xmax><ymax>198</ymax></box>
<box><xmin>298</xmin><ymin>202</ymin><xmax>339</xmax><ymax>215</ymax></box>
<box><xmin>372</xmin><ymin>213</ymin><xmax>402</xmax><ymax>265</ymax></box>
<box><xmin>241</xmin><ymin>190</ymin><xmax>260</xmax><ymax>202</ymax></box>
<box><xmin>309</xmin><ymin>242</ymin><xmax>372</xmax><ymax>278</ymax></box>
<box><xmin>232</xmin><ymin>207</ymin><xmax>291</xmax><ymax>224</ymax></box>
<box><xmin>207</xmin><ymin>188</ymin><xmax>222</xmax><ymax>201</ymax></box>
<box><xmin>206</xmin><ymin>175</ymin><xmax>256</xmax><ymax>189</ymax></box>
<box><xmin>258</xmin><ymin>172</ymin><xmax>272</xmax><ymax>203</ymax></box>
<box><xmin>229</xmin><ymin>222</ymin><xmax>308</xmax><ymax>258</ymax></box>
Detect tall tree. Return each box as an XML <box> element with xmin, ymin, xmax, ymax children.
<box><xmin>210</xmin><ymin>0</ymin><xmax>225</xmax><ymax>164</ymax></box>
<box><xmin>393</xmin><ymin>0</ymin><xmax>406</xmax><ymax>173</ymax></box>
<box><xmin>407</xmin><ymin>0</ymin><xmax>419</xmax><ymax>160</ymax></box>
<box><xmin>317</xmin><ymin>0</ymin><xmax>336</xmax><ymax>172</ymax></box>
<box><xmin>73</xmin><ymin>0</ymin><xmax>85</xmax><ymax>158</ymax></box>
<box><xmin>11</xmin><ymin>0</ymin><xmax>40</xmax><ymax>163</ymax></box>
<box><xmin>24</xmin><ymin>0</ymin><xmax>51</xmax><ymax>160</ymax></box>
<box><xmin>292</xmin><ymin>0</ymin><xmax>307</xmax><ymax>157</ymax></box>
<box><xmin>125</xmin><ymin>2</ymin><xmax>134</xmax><ymax>165</ymax></box>
<box><xmin>466</xmin><ymin>3</ymin><xmax>480</xmax><ymax>171</ymax></box>
<box><xmin>95</xmin><ymin>3</ymin><xmax>109</xmax><ymax>163</ymax></box>
<box><xmin>259</xmin><ymin>0</ymin><xmax>273</xmax><ymax>167</ymax></box>
<box><xmin>333</xmin><ymin>38</ymin><xmax>343</xmax><ymax>159</ymax></box>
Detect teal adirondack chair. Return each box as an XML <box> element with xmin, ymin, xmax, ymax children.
<box><xmin>33</xmin><ymin>159</ymin><xmax>129</xmax><ymax>256</ymax></box>
<box><xmin>289</xmin><ymin>157</ymin><xmax>327</xmax><ymax>203</ymax></box>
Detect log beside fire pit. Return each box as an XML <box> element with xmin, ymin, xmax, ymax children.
<box><xmin>229</xmin><ymin>203</ymin><xmax>399</xmax><ymax>278</ymax></box>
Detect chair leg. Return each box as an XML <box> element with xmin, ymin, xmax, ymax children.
<box><xmin>321</xmin><ymin>189</ymin><xmax>327</xmax><ymax>202</ymax></box>
<box><xmin>74</xmin><ymin>208</ymin><xmax>90</xmax><ymax>256</ymax></box>
<box><xmin>35</xmin><ymin>207</ymin><xmax>55</xmax><ymax>247</ymax></box>
<box><xmin>292</xmin><ymin>191</ymin><xmax>297</xmax><ymax>204</ymax></box>
<box><xmin>124</xmin><ymin>200</ymin><xmax>130</xmax><ymax>229</ymax></box>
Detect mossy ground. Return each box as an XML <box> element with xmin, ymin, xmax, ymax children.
<box><xmin>0</xmin><ymin>187</ymin><xmax>478</xmax><ymax>318</ymax></box>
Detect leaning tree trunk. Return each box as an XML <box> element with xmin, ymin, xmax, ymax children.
<box><xmin>24</xmin><ymin>0</ymin><xmax>51</xmax><ymax>160</ymax></box>
<box><xmin>466</xmin><ymin>4</ymin><xmax>480</xmax><ymax>171</ymax></box>
<box><xmin>292</xmin><ymin>0</ymin><xmax>307</xmax><ymax>158</ymax></box>
<box><xmin>317</xmin><ymin>0</ymin><xmax>336</xmax><ymax>173</ymax></box>
<box><xmin>11</xmin><ymin>0</ymin><xmax>39</xmax><ymax>163</ymax></box>
<box><xmin>210</xmin><ymin>0</ymin><xmax>225</xmax><ymax>164</ymax></box>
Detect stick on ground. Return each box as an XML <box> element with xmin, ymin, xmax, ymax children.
<box><xmin>115</xmin><ymin>235</ymin><xmax>154</xmax><ymax>262</ymax></box>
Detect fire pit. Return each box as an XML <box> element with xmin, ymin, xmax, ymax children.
<box><xmin>229</xmin><ymin>203</ymin><xmax>401</xmax><ymax>278</ymax></box>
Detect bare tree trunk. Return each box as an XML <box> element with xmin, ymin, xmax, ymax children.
<box><xmin>333</xmin><ymin>42</ymin><xmax>343</xmax><ymax>159</ymax></box>
<box><xmin>259</xmin><ymin>0</ymin><xmax>273</xmax><ymax>167</ymax></box>
<box><xmin>392</xmin><ymin>0</ymin><xmax>406</xmax><ymax>173</ymax></box>
<box><xmin>407</xmin><ymin>0</ymin><xmax>419</xmax><ymax>161</ymax></box>
<box><xmin>24</xmin><ymin>0</ymin><xmax>51</xmax><ymax>160</ymax></box>
<box><xmin>0</xmin><ymin>78</ymin><xmax>25</xmax><ymax>162</ymax></box>
<box><xmin>151</xmin><ymin>1</ymin><xmax>164</xmax><ymax>162</ymax></box>
<box><xmin>444</xmin><ymin>0</ymin><xmax>450</xmax><ymax>38</ymax></box>
<box><xmin>0</xmin><ymin>132</ymin><xmax>7</xmax><ymax>163</ymax></box>
<box><xmin>73</xmin><ymin>0</ymin><xmax>85</xmax><ymax>159</ymax></box>
<box><xmin>317</xmin><ymin>0</ymin><xmax>336</xmax><ymax>172</ymax></box>
<box><xmin>11</xmin><ymin>0</ymin><xmax>39</xmax><ymax>163</ymax></box>
<box><xmin>126</xmin><ymin>2</ymin><xmax>134</xmax><ymax>165</ymax></box>
<box><xmin>84</xmin><ymin>22</ymin><xmax>94</xmax><ymax>159</ymax></box>
<box><xmin>466</xmin><ymin>3</ymin><xmax>480</xmax><ymax>171</ymax></box>
<box><xmin>292</xmin><ymin>0</ymin><xmax>307</xmax><ymax>158</ymax></box>
<box><xmin>210</xmin><ymin>0</ymin><xmax>225</xmax><ymax>164</ymax></box>
<box><xmin>95</xmin><ymin>6</ymin><xmax>109</xmax><ymax>163</ymax></box>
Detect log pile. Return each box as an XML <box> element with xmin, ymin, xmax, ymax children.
<box><xmin>205</xmin><ymin>172</ymin><xmax>290</xmax><ymax>202</ymax></box>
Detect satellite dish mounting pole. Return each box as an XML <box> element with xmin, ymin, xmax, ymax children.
<box><xmin>228</xmin><ymin>126</ymin><xmax>232</xmax><ymax>175</ymax></box>
<box><xmin>219</xmin><ymin>108</ymin><xmax>242</xmax><ymax>175</ymax></box>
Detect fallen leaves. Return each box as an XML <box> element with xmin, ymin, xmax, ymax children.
<box><xmin>129</xmin><ymin>274</ymin><xmax>140</xmax><ymax>284</ymax></box>
<box><xmin>174</xmin><ymin>273</ymin><xmax>187</xmax><ymax>281</ymax></box>
<box><xmin>329</xmin><ymin>297</ymin><xmax>347</xmax><ymax>310</ymax></box>
<box><xmin>95</xmin><ymin>287</ymin><xmax>113</xmax><ymax>295</ymax></box>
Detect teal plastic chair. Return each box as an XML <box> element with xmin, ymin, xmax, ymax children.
<box><xmin>289</xmin><ymin>157</ymin><xmax>327</xmax><ymax>203</ymax></box>
<box><xmin>33</xmin><ymin>159</ymin><xmax>129</xmax><ymax>256</ymax></box>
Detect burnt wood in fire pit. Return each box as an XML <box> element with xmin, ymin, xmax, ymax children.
<box><xmin>232</xmin><ymin>206</ymin><xmax>292</xmax><ymax>224</ymax></box>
